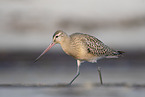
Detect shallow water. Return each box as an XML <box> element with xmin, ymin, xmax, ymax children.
<box><xmin>0</xmin><ymin>52</ymin><xmax>145</xmax><ymax>97</ymax></box>
<box><xmin>0</xmin><ymin>85</ymin><xmax>145</xmax><ymax>97</ymax></box>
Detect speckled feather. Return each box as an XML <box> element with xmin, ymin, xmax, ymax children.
<box><xmin>70</xmin><ymin>33</ymin><xmax>119</xmax><ymax>57</ymax></box>
<box><xmin>51</xmin><ymin>30</ymin><xmax>124</xmax><ymax>63</ymax></box>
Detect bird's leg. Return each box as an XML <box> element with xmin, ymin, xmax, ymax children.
<box><xmin>97</xmin><ymin>66</ymin><xmax>103</xmax><ymax>85</ymax></box>
<box><xmin>68</xmin><ymin>60</ymin><xmax>81</xmax><ymax>85</ymax></box>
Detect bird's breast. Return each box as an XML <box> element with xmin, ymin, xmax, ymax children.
<box><xmin>61</xmin><ymin>42</ymin><xmax>98</xmax><ymax>61</ymax></box>
<box><xmin>61</xmin><ymin>43</ymin><xmax>80</xmax><ymax>59</ymax></box>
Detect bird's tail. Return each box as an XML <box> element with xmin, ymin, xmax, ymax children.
<box><xmin>105</xmin><ymin>51</ymin><xmax>125</xmax><ymax>58</ymax></box>
<box><xmin>117</xmin><ymin>51</ymin><xmax>125</xmax><ymax>55</ymax></box>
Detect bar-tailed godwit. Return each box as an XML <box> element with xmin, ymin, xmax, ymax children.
<box><xmin>35</xmin><ymin>30</ymin><xmax>124</xmax><ymax>85</ymax></box>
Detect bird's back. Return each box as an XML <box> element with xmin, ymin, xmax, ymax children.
<box><xmin>69</xmin><ymin>33</ymin><xmax>123</xmax><ymax>61</ymax></box>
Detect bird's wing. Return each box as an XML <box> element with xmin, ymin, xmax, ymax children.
<box><xmin>82</xmin><ymin>35</ymin><xmax>118</xmax><ymax>57</ymax></box>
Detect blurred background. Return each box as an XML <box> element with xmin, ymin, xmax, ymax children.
<box><xmin>0</xmin><ymin>0</ymin><xmax>145</xmax><ymax>97</ymax></box>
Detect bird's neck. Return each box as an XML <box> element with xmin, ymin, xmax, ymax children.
<box><xmin>60</xmin><ymin>35</ymin><xmax>70</xmax><ymax>44</ymax></box>
<box><xmin>60</xmin><ymin>35</ymin><xmax>71</xmax><ymax>54</ymax></box>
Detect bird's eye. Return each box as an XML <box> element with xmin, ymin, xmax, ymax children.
<box><xmin>56</xmin><ymin>36</ymin><xmax>58</xmax><ymax>38</ymax></box>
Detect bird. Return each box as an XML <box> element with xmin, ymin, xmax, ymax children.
<box><xmin>35</xmin><ymin>30</ymin><xmax>124</xmax><ymax>85</ymax></box>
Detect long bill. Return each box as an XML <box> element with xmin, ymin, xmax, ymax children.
<box><xmin>34</xmin><ymin>43</ymin><xmax>55</xmax><ymax>62</ymax></box>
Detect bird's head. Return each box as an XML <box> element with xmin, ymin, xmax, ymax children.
<box><xmin>53</xmin><ymin>30</ymin><xmax>67</xmax><ymax>44</ymax></box>
<box><xmin>34</xmin><ymin>30</ymin><xmax>67</xmax><ymax>62</ymax></box>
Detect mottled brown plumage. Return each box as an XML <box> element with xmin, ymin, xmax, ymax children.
<box><xmin>35</xmin><ymin>30</ymin><xmax>124</xmax><ymax>85</ymax></box>
<box><xmin>52</xmin><ymin>31</ymin><xmax>123</xmax><ymax>62</ymax></box>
